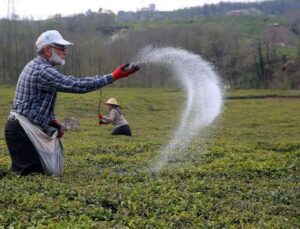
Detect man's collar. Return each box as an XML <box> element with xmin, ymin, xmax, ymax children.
<box><xmin>36</xmin><ymin>55</ymin><xmax>52</xmax><ymax>66</ymax></box>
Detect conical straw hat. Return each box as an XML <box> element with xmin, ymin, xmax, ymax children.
<box><xmin>105</xmin><ymin>98</ymin><xmax>119</xmax><ymax>106</ymax></box>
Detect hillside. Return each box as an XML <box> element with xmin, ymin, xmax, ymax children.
<box><xmin>1</xmin><ymin>0</ymin><xmax>300</xmax><ymax>88</ymax></box>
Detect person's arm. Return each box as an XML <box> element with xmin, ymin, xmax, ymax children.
<box><xmin>98</xmin><ymin>114</ymin><xmax>109</xmax><ymax>124</ymax></box>
<box><xmin>39</xmin><ymin>66</ymin><xmax>113</xmax><ymax>93</ymax></box>
<box><xmin>48</xmin><ymin>119</ymin><xmax>64</xmax><ymax>138</ymax></box>
<box><xmin>100</xmin><ymin>109</ymin><xmax>117</xmax><ymax>123</ymax></box>
<box><xmin>39</xmin><ymin>64</ymin><xmax>139</xmax><ymax>94</ymax></box>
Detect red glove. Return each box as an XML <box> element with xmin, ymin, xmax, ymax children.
<box><xmin>48</xmin><ymin>120</ymin><xmax>64</xmax><ymax>138</ymax></box>
<box><xmin>112</xmin><ymin>63</ymin><xmax>140</xmax><ymax>80</ymax></box>
<box><xmin>97</xmin><ymin>114</ymin><xmax>106</xmax><ymax>125</ymax></box>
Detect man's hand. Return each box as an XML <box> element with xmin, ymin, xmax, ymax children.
<box><xmin>48</xmin><ymin>120</ymin><xmax>64</xmax><ymax>138</ymax></box>
<box><xmin>112</xmin><ymin>63</ymin><xmax>140</xmax><ymax>80</ymax></box>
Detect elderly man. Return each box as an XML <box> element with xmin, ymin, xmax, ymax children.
<box><xmin>4</xmin><ymin>30</ymin><xmax>139</xmax><ymax>176</ymax></box>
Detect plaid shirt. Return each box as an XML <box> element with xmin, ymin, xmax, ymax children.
<box><xmin>11</xmin><ymin>56</ymin><xmax>114</xmax><ymax>128</ymax></box>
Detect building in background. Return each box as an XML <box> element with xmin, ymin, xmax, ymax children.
<box><xmin>140</xmin><ymin>3</ymin><xmax>156</xmax><ymax>12</ymax></box>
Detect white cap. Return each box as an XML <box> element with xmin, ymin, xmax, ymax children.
<box><xmin>35</xmin><ymin>30</ymin><xmax>73</xmax><ymax>50</ymax></box>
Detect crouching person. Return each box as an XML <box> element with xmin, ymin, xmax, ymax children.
<box><xmin>98</xmin><ymin>98</ymin><xmax>132</xmax><ymax>136</ymax></box>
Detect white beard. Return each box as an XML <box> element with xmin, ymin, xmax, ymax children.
<box><xmin>49</xmin><ymin>48</ymin><xmax>65</xmax><ymax>66</ymax></box>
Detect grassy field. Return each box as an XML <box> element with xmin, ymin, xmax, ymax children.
<box><xmin>0</xmin><ymin>86</ymin><xmax>299</xmax><ymax>228</ymax></box>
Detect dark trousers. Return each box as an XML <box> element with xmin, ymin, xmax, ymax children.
<box><xmin>112</xmin><ymin>124</ymin><xmax>132</xmax><ymax>136</ymax></box>
<box><xmin>4</xmin><ymin>119</ymin><xmax>44</xmax><ymax>175</ymax></box>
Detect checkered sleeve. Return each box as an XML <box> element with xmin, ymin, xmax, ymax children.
<box><xmin>39</xmin><ymin>65</ymin><xmax>114</xmax><ymax>93</ymax></box>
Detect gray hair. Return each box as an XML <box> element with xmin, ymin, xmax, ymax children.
<box><xmin>36</xmin><ymin>46</ymin><xmax>46</xmax><ymax>55</ymax></box>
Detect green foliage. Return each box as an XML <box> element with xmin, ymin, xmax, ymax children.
<box><xmin>2</xmin><ymin>1</ymin><xmax>300</xmax><ymax>89</ymax></box>
<box><xmin>0</xmin><ymin>87</ymin><xmax>299</xmax><ymax>227</ymax></box>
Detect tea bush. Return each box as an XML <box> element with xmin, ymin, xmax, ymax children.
<box><xmin>0</xmin><ymin>87</ymin><xmax>299</xmax><ymax>227</ymax></box>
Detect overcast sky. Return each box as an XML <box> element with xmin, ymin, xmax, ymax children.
<box><xmin>1</xmin><ymin>0</ymin><xmax>259</xmax><ymax>19</ymax></box>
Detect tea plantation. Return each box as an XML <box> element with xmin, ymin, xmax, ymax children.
<box><xmin>0</xmin><ymin>87</ymin><xmax>299</xmax><ymax>227</ymax></box>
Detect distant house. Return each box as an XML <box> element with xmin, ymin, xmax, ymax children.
<box><xmin>149</xmin><ymin>4</ymin><xmax>156</xmax><ymax>11</ymax></box>
<box><xmin>226</xmin><ymin>10</ymin><xmax>243</xmax><ymax>16</ymax></box>
<box><xmin>226</xmin><ymin>8</ymin><xmax>262</xmax><ymax>16</ymax></box>
<box><xmin>116</xmin><ymin>11</ymin><xmax>136</xmax><ymax>22</ymax></box>
<box><xmin>140</xmin><ymin>3</ymin><xmax>156</xmax><ymax>12</ymax></box>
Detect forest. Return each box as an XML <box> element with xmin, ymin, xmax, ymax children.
<box><xmin>1</xmin><ymin>0</ymin><xmax>300</xmax><ymax>89</ymax></box>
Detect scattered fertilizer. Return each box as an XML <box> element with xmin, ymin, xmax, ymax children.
<box><xmin>132</xmin><ymin>46</ymin><xmax>223</xmax><ymax>172</ymax></box>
